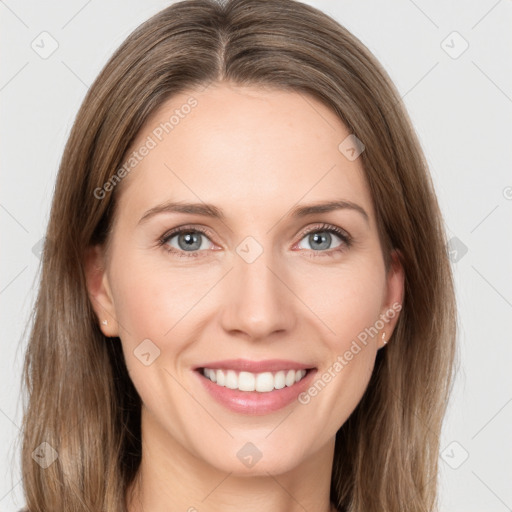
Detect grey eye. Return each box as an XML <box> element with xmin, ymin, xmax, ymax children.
<box><xmin>297</xmin><ymin>231</ymin><xmax>343</xmax><ymax>251</ymax></box>
<box><xmin>167</xmin><ymin>231</ymin><xmax>210</xmax><ymax>252</ymax></box>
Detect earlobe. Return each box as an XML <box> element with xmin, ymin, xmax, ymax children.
<box><xmin>84</xmin><ymin>245</ymin><xmax>119</xmax><ymax>337</ymax></box>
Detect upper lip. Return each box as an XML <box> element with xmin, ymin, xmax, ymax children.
<box><xmin>194</xmin><ymin>358</ymin><xmax>315</xmax><ymax>373</ymax></box>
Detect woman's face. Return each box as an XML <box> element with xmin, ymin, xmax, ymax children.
<box><xmin>87</xmin><ymin>82</ymin><xmax>403</xmax><ymax>476</ymax></box>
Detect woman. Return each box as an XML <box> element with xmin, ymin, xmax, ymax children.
<box><xmin>20</xmin><ymin>0</ymin><xmax>457</xmax><ymax>510</ymax></box>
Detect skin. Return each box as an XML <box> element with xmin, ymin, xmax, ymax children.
<box><xmin>86</xmin><ymin>81</ymin><xmax>404</xmax><ymax>512</ymax></box>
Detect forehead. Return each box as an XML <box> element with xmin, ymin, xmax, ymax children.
<box><xmin>114</xmin><ymin>82</ymin><xmax>375</xmax><ymax>225</ymax></box>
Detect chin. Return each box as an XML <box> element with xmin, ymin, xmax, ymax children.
<box><xmin>201</xmin><ymin>444</ymin><xmax>304</xmax><ymax>477</ymax></box>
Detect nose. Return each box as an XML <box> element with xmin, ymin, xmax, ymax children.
<box><xmin>219</xmin><ymin>246</ymin><xmax>297</xmax><ymax>341</ymax></box>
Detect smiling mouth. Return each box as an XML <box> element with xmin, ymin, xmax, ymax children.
<box><xmin>196</xmin><ymin>367</ymin><xmax>314</xmax><ymax>393</ymax></box>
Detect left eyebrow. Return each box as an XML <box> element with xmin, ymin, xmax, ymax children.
<box><xmin>137</xmin><ymin>199</ymin><xmax>369</xmax><ymax>226</ymax></box>
<box><xmin>288</xmin><ymin>200</ymin><xmax>369</xmax><ymax>225</ymax></box>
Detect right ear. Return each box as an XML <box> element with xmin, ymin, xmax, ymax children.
<box><xmin>84</xmin><ymin>245</ymin><xmax>119</xmax><ymax>338</ymax></box>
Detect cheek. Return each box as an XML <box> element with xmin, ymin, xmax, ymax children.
<box><xmin>109</xmin><ymin>253</ymin><xmax>212</xmax><ymax>389</ymax></box>
<box><xmin>300</xmin><ymin>267</ymin><xmax>384</xmax><ymax>427</ymax></box>
<box><xmin>337</xmin><ymin>276</ymin><xmax>384</xmax><ymax>347</ymax></box>
<box><xmin>110</xmin><ymin>252</ymin><xmax>199</xmax><ymax>339</ymax></box>
<box><xmin>293</xmin><ymin>256</ymin><xmax>386</xmax><ymax>346</ymax></box>
<box><xmin>110</xmin><ymin>257</ymin><xmax>193</xmax><ymax>420</ymax></box>
<box><xmin>318</xmin><ymin>262</ymin><xmax>385</xmax><ymax>416</ymax></box>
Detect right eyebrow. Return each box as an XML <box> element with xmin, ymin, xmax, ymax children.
<box><xmin>138</xmin><ymin>201</ymin><xmax>226</xmax><ymax>226</ymax></box>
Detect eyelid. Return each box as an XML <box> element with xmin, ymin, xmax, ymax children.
<box><xmin>160</xmin><ymin>224</ymin><xmax>215</xmax><ymax>242</ymax></box>
<box><xmin>298</xmin><ymin>222</ymin><xmax>351</xmax><ymax>241</ymax></box>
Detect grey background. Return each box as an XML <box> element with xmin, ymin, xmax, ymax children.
<box><xmin>1</xmin><ymin>0</ymin><xmax>511</xmax><ymax>510</ymax></box>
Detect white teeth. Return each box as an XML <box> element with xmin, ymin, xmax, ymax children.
<box><xmin>255</xmin><ymin>372</ymin><xmax>274</xmax><ymax>392</ymax></box>
<box><xmin>286</xmin><ymin>369</ymin><xmax>296</xmax><ymax>386</ymax></box>
<box><xmin>225</xmin><ymin>370</ymin><xmax>238</xmax><ymax>390</ymax></box>
<box><xmin>238</xmin><ymin>371</ymin><xmax>255</xmax><ymax>391</ymax></box>
<box><xmin>202</xmin><ymin>368</ymin><xmax>308</xmax><ymax>392</ymax></box>
<box><xmin>216</xmin><ymin>369</ymin><xmax>225</xmax><ymax>386</ymax></box>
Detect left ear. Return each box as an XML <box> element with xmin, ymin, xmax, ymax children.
<box><xmin>378</xmin><ymin>249</ymin><xmax>405</xmax><ymax>348</ymax></box>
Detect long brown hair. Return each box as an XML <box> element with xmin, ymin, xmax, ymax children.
<box><xmin>20</xmin><ymin>0</ymin><xmax>457</xmax><ymax>510</ymax></box>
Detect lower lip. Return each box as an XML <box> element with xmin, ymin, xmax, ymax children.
<box><xmin>193</xmin><ymin>368</ymin><xmax>317</xmax><ymax>415</ymax></box>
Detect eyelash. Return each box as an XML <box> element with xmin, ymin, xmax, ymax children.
<box><xmin>157</xmin><ymin>222</ymin><xmax>353</xmax><ymax>259</ymax></box>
